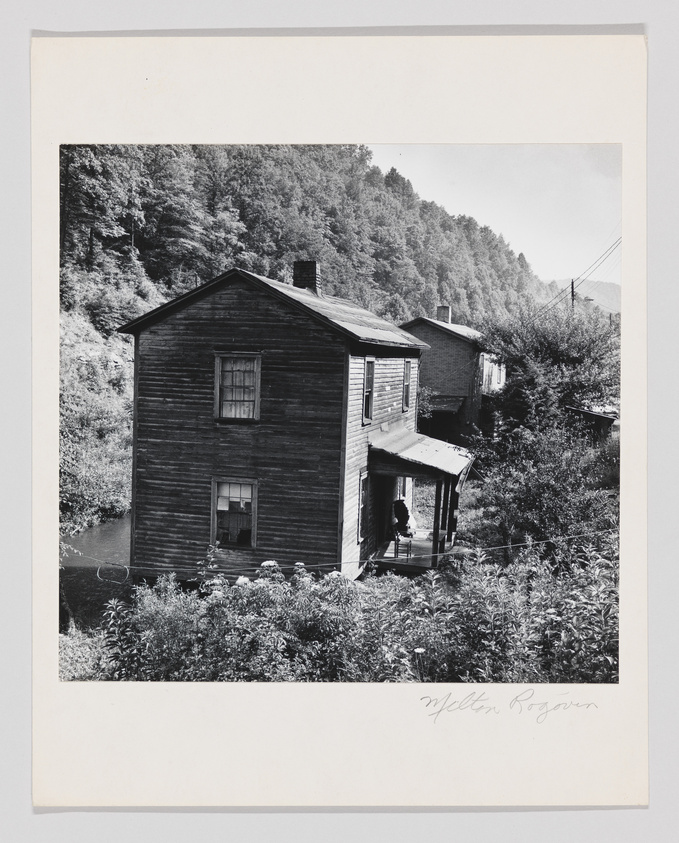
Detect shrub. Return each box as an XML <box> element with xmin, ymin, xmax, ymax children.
<box><xmin>80</xmin><ymin>547</ymin><xmax>617</xmax><ymax>684</ymax></box>
<box><xmin>462</xmin><ymin>423</ymin><xmax>618</xmax><ymax>562</ymax></box>
<box><xmin>59</xmin><ymin>627</ymin><xmax>110</xmax><ymax>680</ymax></box>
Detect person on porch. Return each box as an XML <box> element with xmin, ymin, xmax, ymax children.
<box><xmin>391</xmin><ymin>499</ymin><xmax>416</xmax><ymax>539</ymax></box>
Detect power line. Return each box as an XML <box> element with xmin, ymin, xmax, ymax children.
<box><xmin>69</xmin><ymin>527</ymin><xmax>618</xmax><ymax>584</ymax></box>
<box><xmin>377</xmin><ymin>527</ymin><xmax>617</xmax><ymax>561</ymax></box>
<box><xmin>529</xmin><ymin>238</ymin><xmax>621</xmax><ymax>323</ymax></box>
<box><xmin>530</xmin><ymin>237</ymin><xmax>621</xmax><ymax>321</ymax></box>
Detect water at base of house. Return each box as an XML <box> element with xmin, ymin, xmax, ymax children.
<box><xmin>60</xmin><ymin>515</ymin><xmax>132</xmax><ymax>630</ymax></box>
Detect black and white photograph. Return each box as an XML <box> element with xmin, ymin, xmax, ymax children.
<box><xmin>58</xmin><ymin>142</ymin><xmax>621</xmax><ymax>685</ymax></box>
<box><xmin>29</xmin><ymin>32</ymin><xmax>649</xmax><ymax>810</ymax></box>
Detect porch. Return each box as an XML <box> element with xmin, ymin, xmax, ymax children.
<box><xmin>367</xmin><ymin>425</ymin><xmax>474</xmax><ymax>574</ymax></box>
<box><xmin>374</xmin><ymin>528</ymin><xmax>456</xmax><ymax>574</ymax></box>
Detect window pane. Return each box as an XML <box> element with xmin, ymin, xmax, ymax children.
<box><xmin>359</xmin><ymin>474</ymin><xmax>369</xmax><ymax>539</ymax></box>
<box><xmin>236</xmin><ymin>401</ymin><xmax>253</xmax><ymax>419</ymax></box>
<box><xmin>218</xmin><ymin>356</ymin><xmax>260</xmax><ymax>419</ymax></box>
<box><xmin>365</xmin><ymin>361</ymin><xmax>374</xmax><ymax>390</ymax></box>
<box><xmin>215</xmin><ymin>481</ymin><xmax>254</xmax><ymax>547</ymax></box>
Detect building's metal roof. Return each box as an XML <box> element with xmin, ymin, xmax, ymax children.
<box><xmin>118</xmin><ymin>268</ymin><xmax>428</xmax><ymax>350</ymax></box>
<box><xmin>565</xmin><ymin>406</ymin><xmax>618</xmax><ymax>421</ymax></box>
<box><xmin>369</xmin><ymin>425</ymin><xmax>474</xmax><ymax>478</ymax></box>
<box><xmin>400</xmin><ymin>316</ymin><xmax>482</xmax><ymax>343</ymax></box>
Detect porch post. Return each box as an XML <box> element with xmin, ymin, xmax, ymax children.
<box><xmin>441</xmin><ymin>476</ymin><xmax>451</xmax><ymax>538</ymax></box>
<box><xmin>447</xmin><ymin>480</ymin><xmax>459</xmax><ymax>543</ymax></box>
<box><xmin>432</xmin><ymin>477</ymin><xmax>443</xmax><ymax>559</ymax></box>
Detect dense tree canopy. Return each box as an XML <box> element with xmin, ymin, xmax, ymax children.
<box><xmin>59</xmin><ymin>144</ymin><xmax>562</xmax><ymax>532</ymax></box>
<box><xmin>480</xmin><ymin>305</ymin><xmax>620</xmax><ymax>430</ymax></box>
<box><xmin>60</xmin><ymin>144</ymin><xmax>553</xmax><ymax>326</ymax></box>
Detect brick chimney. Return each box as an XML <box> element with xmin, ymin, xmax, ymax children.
<box><xmin>436</xmin><ymin>305</ymin><xmax>451</xmax><ymax>323</ymax></box>
<box><xmin>293</xmin><ymin>260</ymin><xmax>322</xmax><ymax>296</ymax></box>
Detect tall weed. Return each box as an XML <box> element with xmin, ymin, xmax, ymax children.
<box><xmin>77</xmin><ymin>545</ymin><xmax>618</xmax><ymax>683</ymax></box>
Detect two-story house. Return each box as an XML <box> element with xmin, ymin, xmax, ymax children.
<box><xmin>401</xmin><ymin>306</ymin><xmax>506</xmax><ymax>444</ymax></box>
<box><xmin>118</xmin><ymin>263</ymin><xmax>474</xmax><ymax>581</ymax></box>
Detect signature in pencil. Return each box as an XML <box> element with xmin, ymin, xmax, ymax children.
<box><xmin>420</xmin><ymin>687</ymin><xmax>598</xmax><ymax>724</ymax></box>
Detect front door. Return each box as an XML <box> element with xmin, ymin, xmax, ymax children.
<box><xmin>372</xmin><ymin>474</ymin><xmax>398</xmax><ymax>546</ymax></box>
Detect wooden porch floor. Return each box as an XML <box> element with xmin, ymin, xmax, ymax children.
<box><xmin>374</xmin><ymin>530</ymin><xmax>453</xmax><ymax>574</ymax></box>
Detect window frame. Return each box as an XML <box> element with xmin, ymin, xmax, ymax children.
<box><xmin>362</xmin><ymin>357</ymin><xmax>375</xmax><ymax>424</ymax></box>
<box><xmin>358</xmin><ymin>471</ymin><xmax>370</xmax><ymax>544</ymax></box>
<box><xmin>211</xmin><ymin>477</ymin><xmax>258</xmax><ymax>549</ymax></box>
<box><xmin>214</xmin><ymin>352</ymin><xmax>262</xmax><ymax>422</ymax></box>
<box><xmin>402</xmin><ymin>359</ymin><xmax>412</xmax><ymax>411</ymax></box>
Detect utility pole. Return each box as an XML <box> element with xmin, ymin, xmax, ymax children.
<box><xmin>571</xmin><ymin>279</ymin><xmax>575</xmax><ymax>311</ymax></box>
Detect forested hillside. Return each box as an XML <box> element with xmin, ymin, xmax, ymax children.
<box><xmin>59</xmin><ymin>144</ymin><xmax>555</xmax><ymax>534</ymax></box>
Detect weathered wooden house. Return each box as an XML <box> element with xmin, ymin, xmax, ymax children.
<box><xmin>401</xmin><ymin>306</ymin><xmax>506</xmax><ymax>444</ymax></box>
<box><xmin>118</xmin><ymin>262</ymin><xmax>474</xmax><ymax>581</ymax></box>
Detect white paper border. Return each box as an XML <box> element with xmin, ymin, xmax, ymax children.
<box><xmin>31</xmin><ymin>33</ymin><xmax>647</xmax><ymax>807</ymax></box>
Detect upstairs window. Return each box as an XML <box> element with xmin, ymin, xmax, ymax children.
<box><xmin>363</xmin><ymin>359</ymin><xmax>375</xmax><ymax>423</ymax></box>
<box><xmin>214</xmin><ymin>479</ymin><xmax>257</xmax><ymax>547</ymax></box>
<box><xmin>215</xmin><ymin>354</ymin><xmax>261</xmax><ymax>420</ymax></box>
<box><xmin>402</xmin><ymin>359</ymin><xmax>411</xmax><ymax>411</ymax></box>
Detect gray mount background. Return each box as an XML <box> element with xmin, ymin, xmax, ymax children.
<box><xmin>3</xmin><ymin>2</ymin><xmax>674</xmax><ymax>840</ymax></box>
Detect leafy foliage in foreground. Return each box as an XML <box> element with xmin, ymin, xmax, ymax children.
<box><xmin>60</xmin><ymin>544</ymin><xmax>618</xmax><ymax>683</ymax></box>
<box><xmin>459</xmin><ymin>423</ymin><xmax>619</xmax><ymax>561</ymax></box>
<box><xmin>480</xmin><ymin>305</ymin><xmax>620</xmax><ymax>429</ymax></box>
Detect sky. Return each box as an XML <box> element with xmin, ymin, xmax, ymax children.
<box><xmin>367</xmin><ymin>144</ymin><xmax>622</xmax><ymax>286</ymax></box>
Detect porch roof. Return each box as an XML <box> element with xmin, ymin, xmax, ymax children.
<box><xmin>368</xmin><ymin>426</ymin><xmax>473</xmax><ymax>479</ymax></box>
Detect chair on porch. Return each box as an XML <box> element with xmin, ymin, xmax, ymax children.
<box><xmin>393</xmin><ymin>532</ymin><xmax>412</xmax><ymax>559</ymax></box>
<box><xmin>391</xmin><ymin>499</ymin><xmax>413</xmax><ymax>559</ymax></box>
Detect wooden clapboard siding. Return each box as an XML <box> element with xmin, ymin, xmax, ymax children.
<box><xmin>404</xmin><ymin>321</ymin><xmax>482</xmax><ymax>439</ymax></box>
<box><xmin>407</xmin><ymin>321</ymin><xmax>480</xmax><ymax>401</ymax></box>
<box><xmin>132</xmin><ymin>279</ymin><xmax>347</xmax><ymax>578</ymax></box>
<box><xmin>340</xmin><ymin>352</ymin><xmax>419</xmax><ymax>574</ymax></box>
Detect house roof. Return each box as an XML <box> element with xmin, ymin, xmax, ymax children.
<box><xmin>118</xmin><ymin>268</ymin><xmax>428</xmax><ymax>350</ymax></box>
<box><xmin>565</xmin><ymin>406</ymin><xmax>618</xmax><ymax>421</ymax></box>
<box><xmin>399</xmin><ymin>316</ymin><xmax>482</xmax><ymax>344</ymax></box>
<box><xmin>368</xmin><ymin>426</ymin><xmax>473</xmax><ymax>478</ymax></box>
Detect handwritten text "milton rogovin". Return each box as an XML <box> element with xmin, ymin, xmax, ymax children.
<box><xmin>420</xmin><ymin>688</ymin><xmax>598</xmax><ymax>725</ymax></box>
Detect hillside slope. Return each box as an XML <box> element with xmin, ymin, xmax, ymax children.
<box><xmin>59</xmin><ymin>144</ymin><xmax>558</xmax><ymax>533</ymax></box>
<box><xmin>545</xmin><ymin>278</ymin><xmax>621</xmax><ymax>314</ymax></box>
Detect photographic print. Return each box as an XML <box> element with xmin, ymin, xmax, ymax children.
<box><xmin>58</xmin><ymin>143</ymin><xmax>621</xmax><ymax>685</ymax></box>
<box><xmin>33</xmin><ymin>34</ymin><xmax>647</xmax><ymax>807</ymax></box>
